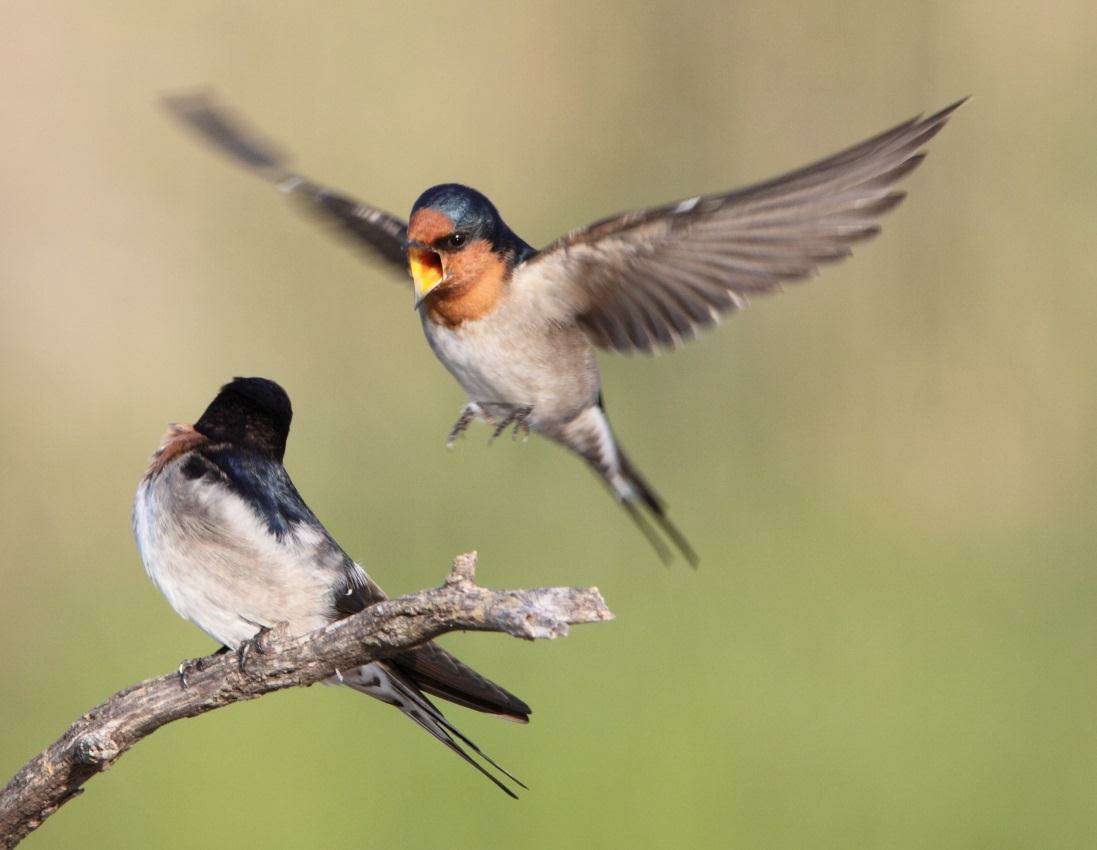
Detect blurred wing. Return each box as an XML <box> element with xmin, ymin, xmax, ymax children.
<box><xmin>517</xmin><ymin>99</ymin><xmax>965</xmax><ymax>353</ymax></box>
<box><xmin>163</xmin><ymin>92</ymin><xmax>409</xmax><ymax>272</ymax></box>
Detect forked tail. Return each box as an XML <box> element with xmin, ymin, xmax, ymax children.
<box><xmin>616</xmin><ymin>448</ymin><xmax>699</xmax><ymax>567</ymax></box>
<box><xmin>561</xmin><ymin>401</ymin><xmax>698</xmax><ymax>566</ymax></box>
<box><xmin>336</xmin><ymin>659</ymin><xmax>527</xmax><ymax>798</ymax></box>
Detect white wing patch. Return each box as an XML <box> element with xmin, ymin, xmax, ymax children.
<box><xmin>674</xmin><ymin>195</ymin><xmax>701</xmax><ymax>214</ymax></box>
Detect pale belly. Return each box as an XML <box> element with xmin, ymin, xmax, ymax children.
<box><xmin>422</xmin><ymin>313</ymin><xmax>601</xmax><ymax>427</ymax></box>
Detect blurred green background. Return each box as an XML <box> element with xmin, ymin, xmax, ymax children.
<box><xmin>2</xmin><ymin>1</ymin><xmax>1095</xmax><ymax>848</ymax></box>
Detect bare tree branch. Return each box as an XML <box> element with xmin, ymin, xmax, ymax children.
<box><xmin>0</xmin><ymin>552</ymin><xmax>613</xmax><ymax>849</ymax></box>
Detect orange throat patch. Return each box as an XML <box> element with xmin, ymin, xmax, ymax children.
<box><xmin>423</xmin><ymin>239</ymin><xmax>508</xmax><ymax>327</ymax></box>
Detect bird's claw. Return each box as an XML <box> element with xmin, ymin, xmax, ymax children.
<box><xmin>236</xmin><ymin>639</ymin><xmax>257</xmax><ymax>675</ymax></box>
<box><xmin>237</xmin><ymin>623</ymin><xmax>289</xmax><ymax>676</ymax></box>
<box><xmin>488</xmin><ymin>406</ymin><xmax>533</xmax><ymax>444</ymax></box>
<box><xmin>177</xmin><ymin>646</ymin><xmax>228</xmax><ymax>689</ymax></box>
<box><xmin>446</xmin><ymin>404</ymin><xmax>480</xmax><ymax>448</ymax></box>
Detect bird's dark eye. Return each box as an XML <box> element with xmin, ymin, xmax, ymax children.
<box><xmin>442</xmin><ymin>232</ymin><xmax>467</xmax><ymax>250</ymax></box>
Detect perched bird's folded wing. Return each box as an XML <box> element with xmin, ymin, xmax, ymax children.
<box><xmin>163</xmin><ymin>92</ymin><xmax>409</xmax><ymax>272</ymax></box>
<box><xmin>329</xmin><ymin>555</ymin><xmax>528</xmax><ymax>721</ymax></box>
<box><xmin>390</xmin><ymin>642</ymin><xmax>531</xmax><ymax>722</ymax></box>
<box><xmin>190</xmin><ymin>445</ymin><xmax>383</xmax><ymax>608</ymax></box>
<box><xmin>516</xmin><ymin>98</ymin><xmax>965</xmax><ymax>354</ymax></box>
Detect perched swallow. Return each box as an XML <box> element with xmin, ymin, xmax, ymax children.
<box><xmin>165</xmin><ymin>95</ymin><xmax>965</xmax><ymax>564</ymax></box>
<box><xmin>132</xmin><ymin>377</ymin><xmax>530</xmax><ymax>797</ymax></box>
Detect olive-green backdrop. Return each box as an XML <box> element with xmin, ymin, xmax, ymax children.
<box><xmin>2</xmin><ymin>2</ymin><xmax>1095</xmax><ymax>848</ymax></box>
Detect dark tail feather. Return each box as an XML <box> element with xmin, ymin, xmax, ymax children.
<box><xmin>406</xmin><ymin>710</ymin><xmax>521</xmax><ymax>799</ymax></box>
<box><xmin>404</xmin><ymin>709</ymin><xmax>522</xmax><ymax>799</ymax></box>
<box><xmin>620</xmin><ymin>499</ymin><xmax>672</xmax><ymax>565</ymax></box>
<box><xmin>431</xmin><ymin>712</ymin><xmax>529</xmax><ymax>790</ymax></box>
<box><xmin>618</xmin><ymin>450</ymin><xmax>700</xmax><ymax>568</ymax></box>
<box><xmin>344</xmin><ymin>663</ymin><xmax>525</xmax><ymax>799</ymax></box>
<box><xmin>564</xmin><ymin>401</ymin><xmax>698</xmax><ymax>565</ymax></box>
<box><xmin>388</xmin><ymin>647</ymin><xmax>529</xmax><ymax>787</ymax></box>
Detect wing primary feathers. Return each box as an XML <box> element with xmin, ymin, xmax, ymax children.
<box><xmin>162</xmin><ymin>91</ymin><xmax>410</xmax><ymax>273</ymax></box>
<box><xmin>516</xmin><ymin>98</ymin><xmax>965</xmax><ymax>354</ymax></box>
<box><xmin>162</xmin><ymin>92</ymin><xmax>291</xmax><ymax>178</ymax></box>
<box><xmin>390</xmin><ymin>643</ymin><xmax>532</xmax><ymax>721</ymax></box>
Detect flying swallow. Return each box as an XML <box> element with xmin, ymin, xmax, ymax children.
<box><xmin>164</xmin><ymin>95</ymin><xmax>965</xmax><ymax>564</ymax></box>
<box><xmin>132</xmin><ymin>377</ymin><xmax>529</xmax><ymax>797</ymax></box>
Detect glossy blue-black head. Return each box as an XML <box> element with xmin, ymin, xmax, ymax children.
<box><xmin>410</xmin><ymin>184</ymin><xmax>500</xmax><ymax>241</ymax></box>
<box><xmin>194</xmin><ymin>377</ymin><xmax>292</xmax><ymax>461</ymax></box>
<box><xmin>406</xmin><ymin>184</ymin><xmax>534</xmax><ymax>304</ymax></box>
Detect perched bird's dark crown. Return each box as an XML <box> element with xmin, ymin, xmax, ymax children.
<box><xmin>412</xmin><ymin>183</ymin><xmax>535</xmax><ymax>264</ymax></box>
<box><xmin>194</xmin><ymin>377</ymin><xmax>293</xmax><ymax>461</ymax></box>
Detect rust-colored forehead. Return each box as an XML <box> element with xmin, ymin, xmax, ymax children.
<box><xmin>408</xmin><ymin>208</ymin><xmax>455</xmax><ymax>244</ymax></box>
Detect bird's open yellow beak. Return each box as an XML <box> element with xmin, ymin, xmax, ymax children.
<box><xmin>408</xmin><ymin>247</ymin><xmax>444</xmax><ymax>305</ymax></box>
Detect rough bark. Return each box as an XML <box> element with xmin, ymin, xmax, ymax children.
<box><xmin>0</xmin><ymin>552</ymin><xmax>612</xmax><ymax>848</ymax></box>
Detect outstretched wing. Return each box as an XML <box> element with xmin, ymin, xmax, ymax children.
<box><xmin>163</xmin><ymin>92</ymin><xmax>409</xmax><ymax>271</ymax></box>
<box><xmin>516</xmin><ymin>99</ymin><xmax>966</xmax><ymax>353</ymax></box>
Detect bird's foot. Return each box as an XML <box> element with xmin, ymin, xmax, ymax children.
<box><xmin>445</xmin><ymin>404</ymin><xmax>482</xmax><ymax>448</ymax></box>
<box><xmin>236</xmin><ymin>623</ymin><xmax>289</xmax><ymax>676</ymax></box>
<box><xmin>177</xmin><ymin>660</ymin><xmax>197</xmax><ymax>689</ymax></box>
<box><xmin>176</xmin><ymin>646</ymin><xmax>229</xmax><ymax>689</ymax></box>
<box><xmin>488</xmin><ymin>405</ymin><xmax>533</xmax><ymax>444</ymax></box>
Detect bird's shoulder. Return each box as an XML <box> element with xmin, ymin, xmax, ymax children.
<box><xmin>176</xmin><ymin>443</ymin><xmax>319</xmax><ymax>540</ymax></box>
<box><xmin>185</xmin><ymin>444</ymin><xmax>387</xmax><ymax>604</ymax></box>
